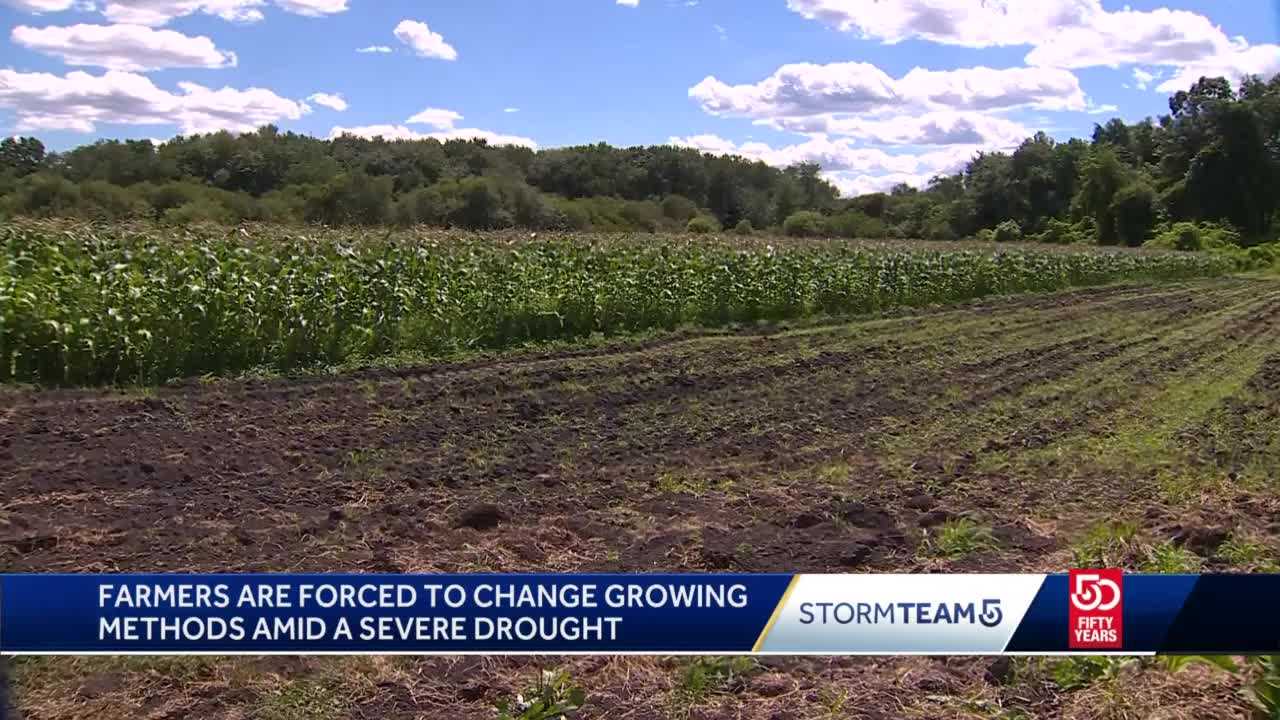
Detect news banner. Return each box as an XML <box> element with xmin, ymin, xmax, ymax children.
<box><xmin>1</xmin><ymin>572</ymin><xmax>1277</xmax><ymax>655</ymax></box>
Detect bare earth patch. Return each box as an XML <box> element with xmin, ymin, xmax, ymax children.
<box><xmin>4</xmin><ymin>278</ymin><xmax>1279</xmax><ymax>719</ymax></box>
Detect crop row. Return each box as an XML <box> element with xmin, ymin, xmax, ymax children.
<box><xmin>1</xmin><ymin>222</ymin><xmax>1233</xmax><ymax>385</ymax></box>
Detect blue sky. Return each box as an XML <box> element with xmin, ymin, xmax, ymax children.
<box><xmin>1</xmin><ymin>0</ymin><xmax>1277</xmax><ymax>194</ymax></box>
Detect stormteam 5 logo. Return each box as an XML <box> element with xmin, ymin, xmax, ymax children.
<box><xmin>1068</xmin><ymin>569</ymin><xmax>1123</xmax><ymax>650</ymax></box>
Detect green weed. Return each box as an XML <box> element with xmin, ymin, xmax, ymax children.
<box><xmin>924</xmin><ymin>518</ymin><xmax>998</xmax><ymax>558</ymax></box>
<box><xmin>257</xmin><ymin>679</ymin><xmax>342</xmax><ymax>720</ymax></box>
<box><xmin>1141</xmin><ymin>542</ymin><xmax>1202</xmax><ymax>573</ymax></box>
<box><xmin>671</xmin><ymin>656</ymin><xmax>759</xmax><ymax>713</ymax></box>
<box><xmin>496</xmin><ymin>669</ymin><xmax>586</xmax><ymax>720</ymax></box>
<box><xmin>1218</xmin><ymin>537</ymin><xmax>1279</xmax><ymax>571</ymax></box>
<box><xmin>1071</xmin><ymin>521</ymin><xmax>1140</xmax><ymax>567</ymax></box>
<box><xmin>1049</xmin><ymin>657</ymin><xmax>1137</xmax><ymax>691</ymax></box>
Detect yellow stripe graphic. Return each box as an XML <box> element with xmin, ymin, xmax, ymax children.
<box><xmin>752</xmin><ymin>575</ymin><xmax>800</xmax><ymax>653</ymax></box>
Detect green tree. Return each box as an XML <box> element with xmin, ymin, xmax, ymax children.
<box><xmin>0</xmin><ymin>137</ymin><xmax>46</xmax><ymax>176</ymax></box>
<box><xmin>1073</xmin><ymin>146</ymin><xmax>1130</xmax><ymax>244</ymax></box>
<box><xmin>1111</xmin><ymin>181</ymin><xmax>1160</xmax><ymax>247</ymax></box>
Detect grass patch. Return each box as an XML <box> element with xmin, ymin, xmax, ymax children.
<box><xmin>256</xmin><ymin>679</ymin><xmax>344</xmax><ymax>720</ymax></box>
<box><xmin>655</xmin><ymin>470</ymin><xmax>731</xmax><ymax>497</ymax></box>
<box><xmin>1071</xmin><ymin>521</ymin><xmax>1140</xmax><ymax>567</ymax></box>
<box><xmin>1217</xmin><ymin>536</ymin><xmax>1280</xmax><ymax>571</ymax></box>
<box><xmin>1141</xmin><ymin>542</ymin><xmax>1202</xmax><ymax>573</ymax></box>
<box><xmin>669</xmin><ymin>657</ymin><xmax>759</xmax><ymax>717</ymax></box>
<box><xmin>922</xmin><ymin>518</ymin><xmax>998</xmax><ymax>558</ymax></box>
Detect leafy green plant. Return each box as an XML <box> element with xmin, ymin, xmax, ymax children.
<box><xmin>1072</xmin><ymin>521</ymin><xmax>1140</xmax><ymax>567</ymax></box>
<box><xmin>1246</xmin><ymin>656</ymin><xmax>1280</xmax><ymax>719</ymax></box>
<box><xmin>924</xmin><ymin>518</ymin><xmax>997</xmax><ymax>558</ymax></box>
<box><xmin>686</xmin><ymin>215</ymin><xmax>720</xmax><ymax>234</ymax></box>
<box><xmin>782</xmin><ymin>210</ymin><xmax>827</xmax><ymax>237</ymax></box>
<box><xmin>0</xmin><ymin>221</ymin><xmax>1232</xmax><ymax>386</ymax></box>
<box><xmin>1032</xmin><ymin>219</ymin><xmax>1087</xmax><ymax>245</ymax></box>
<box><xmin>675</xmin><ymin>656</ymin><xmax>758</xmax><ymax>704</ymax></box>
<box><xmin>1049</xmin><ymin>656</ymin><xmax>1136</xmax><ymax>691</ymax></box>
<box><xmin>1161</xmin><ymin>655</ymin><xmax>1280</xmax><ymax>719</ymax></box>
<box><xmin>994</xmin><ymin>220</ymin><xmax>1024</xmax><ymax>243</ymax></box>
<box><xmin>496</xmin><ymin>670</ymin><xmax>586</xmax><ymax>720</ymax></box>
<box><xmin>1217</xmin><ymin>537</ymin><xmax>1279</xmax><ymax>571</ymax></box>
<box><xmin>1141</xmin><ymin>542</ymin><xmax>1202</xmax><ymax>573</ymax></box>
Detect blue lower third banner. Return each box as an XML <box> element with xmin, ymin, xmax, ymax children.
<box><xmin>1</xmin><ymin>573</ymin><xmax>1278</xmax><ymax>655</ymax></box>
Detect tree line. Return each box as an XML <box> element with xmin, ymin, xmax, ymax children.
<box><xmin>1</xmin><ymin>73</ymin><xmax>1277</xmax><ymax>248</ymax></box>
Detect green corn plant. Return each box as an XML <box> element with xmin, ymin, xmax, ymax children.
<box><xmin>0</xmin><ymin>220</ymin><xmax>1233</xmax><ymax>386</ymax></box>
<box><xmin>1161</xmin><ymin>655</ymin><xmax>1280</xmax><ymax>719</ymax></box>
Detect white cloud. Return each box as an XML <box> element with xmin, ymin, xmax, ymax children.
<box><xmin>689</xmin><ymin>62</ymin><xmax>1086</xmax><ymax>119</ymax></box>
<box><xmin>274</xmin><ymin>0</ymin><xmax>346</xmax><ymax>17</ymax></box>
<box><xmin>1021</xmin><ymin>5</ymin><xmax>1244</xmax><ymax>70</ymax></box>
<box><xmin>785</xmin><ymin>0</ymin><xmax>1074</xmax><ymax>47</ymax></box>
<box><xmin>785</xmin><ymin>0</ymin><xmax>1277</xmax><ymax>80</ymax></box>
<box><xmin>347</xmin><ymin>107</ymin><xmax>537</xmax><ymax>146</ymax></box>
<box><xmin>616</xmin><ymin>0</ymin><xmax>639</xmax><ymax>6</ymax></box>
<box><xmin>1132</xmin><ymin>68</ymin><xmax>1156</xmax><ymax>91</ymax></box>
<box><xmin>100</xmin><ymin>1</ymin><xmax>268</xmax><ymax>25</ymax></box>
<box><xmin>669</xmin><ymin>133</ymin><xmax>982</xmax><ymax>176</ymax></box>
<box><xmin>12</xmin><ymin>23</ymin><xmax>237</xmax><ymax>71</ymax></box>
<box><xmin>897</xmin><ymin>66</ymin><xmax>1086</xmax><ymax>111</ymax></box>
<box><xmin>406</xmin><ymin>107</ymin><xmax>463</xmax><ymax>129</ymax></box>
<box><xmin>1157</xmin><ymin>44</ymin><xmax>1280</xmax><ymax>93</ymax></box>
<box><xmin>503</xmin><ymin>107</ymin><xmax>520</xmax><ymax>113</ymax></box>
<box><xmin>393</xmin><ymin>19</ymin><xmax>457</xmax><ymax>61</ymax></box>
<box><xmin>5</xmin><ymin>0</ymin><xmax>349</xmax><ymax>27</ymax></box>
<box><xmin>357</xmin><ymin>45</ymin><xmax>391</xmax><ymax>53</ymax></box>
<box><xmin>0</xmin><ymin>68</ymin><xmax>310</xmax><ymax>134</ymax></box>
<box><xmin>5</xmin><ymin>0</ymin><xmax>79</xmax><ymax>11</ymax></box>
<box><xmin>823</xmin><ymin>171</ymin><xmax>933</xmax><ymax>197</ymax></box>
<box><xmin>328</xmin><ymin>124</ymin><xmax>537</xmax><ymax>148</ymax></box>
<box><xmin>307</xmin><ymin>92</ymin><xmax>347</xmax><ymax>111</ymax></box>
<box><xmin>669</xmin><ymin>131</ymin><xmax>1003</xmax><ymax>197</ymax></box>
<box><xmin>763</xmin><ymin>110</ymin><xmax>1030</xmax><ymax>146</ymax></box>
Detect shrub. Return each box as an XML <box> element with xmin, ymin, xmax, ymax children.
<box><xmin>732</xmin><ymin>219</ymin><xmax>754</xmax><ymax>235</ymax></box>
<box><xmin>974</xmin><ymin>228</ymin><xmax>996</xmax><ymax>243</ymax></box>
<box><xmin>687</xmin><ymin>215</ymin><xmax>720</xmax><ymax>234</ymax></box>
<box><xmin>258</xmin><ymin>188</ymin><xmax>308</xmax><ymax>224</ymax></box>
<box><xmin>618</xmin><ymin>199</ymin><xmax>664</xmax><ymax>233</ymax></box>
<box><xmin>782</xmin><ymin>210</ymin><xmax>827</xmax><ymax>237</ymax></box>
<box><xmin>1032</xmin><ymin>219</ymin><xmax>1086</xmax><ymax>245</ymax></box>
<box><xmin>1111</xmin><ymin>181</ymin><xmax>1160</xmax><ymax>247</ymax></box>
<box><xmin>1147</xmin><ymin>221</ymin><xmax>1243</xmax><ymax>253</ymax></box>
<box><xmin>661</xmin><ymin>194</ymin><xmax>699</xmax><ymax>223</ymax></box>
<box><xmin>4</xmin><ymin>172</ymin><xmax>81</xmax><ymax>217</ymax></box>
<box><xmin>305</xmin><ymin>171</ymin><xmax>394</xmax><ymax>226</ymax></box>
<box><xmin>162</xmin><ymin>199</ymin><xmax>235</xmax><ymax>226</ymax></box>
<box><xmin>993</xmin><ymin>220</ymin><xmax>1023</xmax><ymax>243</ymax></box>
<box><xmin>1247</xmin><ymin>244</ymin><xmax>1277</xmax><ymax>268</ymax></box>
<box><xmin>1175</xmin><ymin>222</ymin><xmax>1203</xmax><ymax>251</ymax></box>
<box><xmin>78</xmin><ymin>180</ymin><xmax>147</xmax><ymax>220</ymax></box>
<box><xmin>548</xmin><ymin>198</ymin><xmax>591</xmax><ymax>230</ymax></box>
<box><xmin>828</xmin><ymin>210</ymin><xmax>887</xmax><ymax>239</ymax></box>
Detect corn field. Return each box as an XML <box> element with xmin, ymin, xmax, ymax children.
<box><xmin>0</xmin><ymin>221</ymin><xmax>1234</xmax><ymax>385</ymax></box>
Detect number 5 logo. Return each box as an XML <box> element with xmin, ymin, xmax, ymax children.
<box><xmin>1071</xmin><ymin>573</ymin><xmax>1121</xmax><ymax>612</ymax></box>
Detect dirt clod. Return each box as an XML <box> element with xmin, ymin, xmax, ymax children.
<box><xmin>456</xmin><ymin>504</ymin><xmax>507</xmax><ymax>531</ymax></box>
<box><xmin>751</xmin><ymin>673</ymin><xmax>793</xmax><ymax>698</ymax></box>
<box><xmin>1172</xmin><ymin>525</ymin><xmax>1230</xmax><ymax>556</ymax></box>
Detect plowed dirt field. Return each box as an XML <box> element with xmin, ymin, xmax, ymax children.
<box><xmin>5</xmin><ymin>277</ymin><xmax>1279</xmax><ymax>719</ymax></box>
